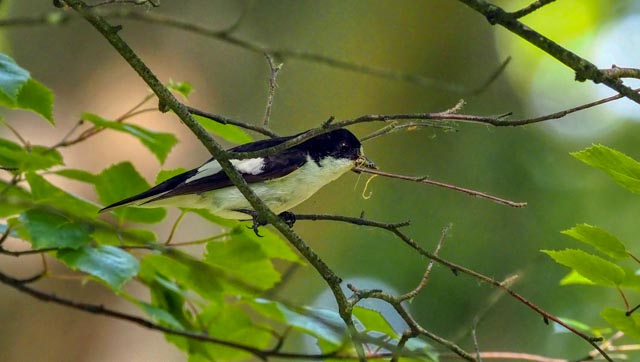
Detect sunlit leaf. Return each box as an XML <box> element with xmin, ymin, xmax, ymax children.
<box><xmin>542</xmin><ymin>249</ymin><xmax>624</xmax><ymax>286</ymax></box>
<box><xmin>95</xmin><ymin>162</ymin><xmax>166</xmax><ymax>223</ymax></box>
<box><xmin>83</xmin><ymin>113</ymin><xmax>178</xmax><ymax>164</ymax></box>
<box><xmin>561</xmin><ymin>224</ymin><xmax>628</xmax><ymax>259</ymax></box>
<box><xmin>193</xmin><ymin>114</ymin><xmax>253</xmax><ymax>144</ymax></box>
<box><xmin>17</xmin><ymin>208</ymin><xmax>93</xmax><ymax>249</ymax></box>
<box><xmin>572</xmin><ymin>144</ymin><xmax>640</xmax><ymax>194</ymax></box>
<box><xmin>57</xmin><ymin>245</ymin><xmax>139</xmax><ymax>290</ymax></box>
<box><xmin>559</xmin><ymin>270</ymin><xmax>595</xmax><ymax>286</ymax></box>
<box><xmin>601</xmin><ymin>308</ymin><xmax>640</xmax><ymax>340</ymax></box>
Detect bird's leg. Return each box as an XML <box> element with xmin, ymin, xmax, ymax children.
<box><xmin>236</xmin><ymin>209</ymin><xmax>267</xmax><ymax>237</ymax></box>
<box><xmin>235</xmin><ymin>209</ymin><xmax>297</xmax><ymax>237</ymax></box>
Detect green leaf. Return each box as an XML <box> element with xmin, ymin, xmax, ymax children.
<box><xmin>199</xmin><ymin>303</ymin><xmax>273</xmax><ymax>360</ymax></box>
<box><xmin>601</xmin><ymin>308</ymin><xmax>640</xmax><ymax>340</ymax></box>
<box><xmin>0</xmin><ymin>138</ymin><xmax>63</xmax><ymax>171</ymax></box>
<box><xmin>193</xmin><ymin>114</ymin><xmax>253</xmax><ymax>144</ymax></box>
<box><xmin>16</xmin><ymin>78</ymin><xmax>54</xmax><ymax>124</ymax></box>
<box><xmin>141</xmin><ymin>252</ymin><xmax>225</xmax><ymax>301</ymax></box>
<box><xmin>57</xmin><ymin>245</ymin><xmax>139</xmax><ymax>290</ymax></box>
<box><xmin>0</xmin><ymin>53</ymin><xmax>30</xmax><ymax>101</ymax></box>
<box><xmin>559</xmin><ymin>270</ymin><xmax>595</xmax><ymax>286</ymax></box>
<box><xmin>83</xmin><ymin>113</ymin><xmax>178</xmax><ymax>164</ymax></box>
<box><xmin>192</xmin><ymin>209</ymin><xmax>301</xmax><ymax>264</ymax></box>
<box><xmin>92</xmin><ymin>227</ymin><xmax>157</xmax><ymax>246</ymax></box>
<box><xmin>54</xmin><ymin>169</ymin><xmax>97</xmax><ymax>184</ymax></box>
<box><xmin>542</xmin><ymin>249</ymin><xmax>625</xmax><ymax>286</ymax></box>
<box><xmin>155</xmin><ymin>167</ymin><xmax>186</xmax><ymax>184</ymax></box>
<box><xmin>572</xmin><ymin>144</ymin><xmax>640</xmax><ymax>194</ymax></box>
<box><xmin>561</xmin><ymin>224</ymin><xmax>628</xmax><ymax>259</ymax></box>
<box><xmin>0</xmin><ymin>180</ymin><xmax>31</xmax><ymax>217</ymax></box>
<box><xmin>95</xmin><ymin>162</ymin><xmax>166</xmax><ymax>223</ymax></box>
<box><xmin>129</xmin><ymin>298</ymin><xmax>185</xmax><ymax>330</ymax></box>
<box><xmin>205</xmin><ymin>233</ymin><xmax>281</xmax><ymax>291</ymax></box>
<box><xmin>26</xmin><ymin>172</ymin><xmax>99</xmax><ymax>217</ymax></box>
<box><xmin>18</xmin><ymin>208</ymin><xmax>93</xmax><ymax>249</ymax></box>
<box><xmin>353</xmin><ymin>306</ymin><xmax>399</xmax><ymax>339</ymax></box>
<box><xmin>167</xmin><ymin>80</ymin><xmax>193</xmax><ymax>99</ymax></box>
<box><xmin>620</xmin><ymin>266</ymin><xmax>640</xmax><ymax>290</ymax></box>
<box><xmin>247</xmin><ymin>298</ymin><xmax>346</xmax><ymax>347</ymax></box>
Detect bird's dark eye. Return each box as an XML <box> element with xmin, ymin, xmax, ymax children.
<box><xmin>340</xmin><ymin>142</ymin><xmax>349</xmax><ymax>151</ymax></box>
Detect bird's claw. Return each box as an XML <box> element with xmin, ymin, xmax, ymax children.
<box><xmin>237</xmin><ymin>209</ymin><xmax>297</xmax><ymax>237</ymax></box>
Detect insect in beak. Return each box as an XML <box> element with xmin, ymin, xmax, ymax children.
<box><xmin>353</xmin><ymin>155</ymin><xmax>377</xmax><ymax>173</ymax></box>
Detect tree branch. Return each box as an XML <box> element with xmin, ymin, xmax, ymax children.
<box><xmin>456</xmin><ymin>0</ymin><xmax>640</xmax><ymax>106</ymax></box>
<box><xmin>353</xmin><ymin>167</ymin><xmax>527</xmax><ymax>208</ymax></box>
<box><xmin>61</xmin><ymin>1</ymin><xmax>366</xmax><ymax>359</ymax></box>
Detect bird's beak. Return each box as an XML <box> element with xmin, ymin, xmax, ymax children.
<box><xmin>353</xmin><ymin>155</ymin><xmax>377</xmax><ymax>173</ymax></box>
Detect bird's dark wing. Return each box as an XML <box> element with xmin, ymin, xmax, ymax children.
<box><xmin>98</xmin><ymin>168</ymin><xmax>198</xmax><ymax>212</ymax></box>
<box><xmin>99</xmin><ymin>133</ymin><xmax>305</xmax><ymax>211</ymax></box>
<box><xmin>142</xmin><ymin>147</ymin><xmax>308</xmax><ymax>204</ymax></box>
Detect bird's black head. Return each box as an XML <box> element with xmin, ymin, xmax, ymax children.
<box><xmin>302</xmin><ymin>129</ymin><xmax>376</xmax><ymax>169</ymax></box>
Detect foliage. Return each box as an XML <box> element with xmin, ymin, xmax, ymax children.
<box><xmin>544</xmin><ymin>144</ymin><xmax>640</xmax><ymax>339</ymax></box>
<box><xmin>0</xmin><ymin>54</ymin><xmax>428</xmax><ymax>360</ymax></box>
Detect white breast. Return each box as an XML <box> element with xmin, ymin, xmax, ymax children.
<box><xmin>201</xmin><ymin>155</ymin><xmax>354</xmax><ymax>219</ymax></box>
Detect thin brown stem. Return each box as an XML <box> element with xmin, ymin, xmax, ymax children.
<box><xmin>262</xmin><ymin>53</ymin><xmax>282</xmax><ymax>127</ymax></box>
<box><xmin>354</xmin><ymin>167</ymin><xmax>527</xmax><ymax>208</ymax></box>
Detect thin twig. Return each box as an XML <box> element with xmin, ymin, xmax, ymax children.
<box><xmin>399</xmin><ymin>224</ymin><xmax>449</xmax><ymax>301</ymax></box>
<box><xmin>353</xmin><ymin>167</ymin><xmax>527</xmax><ymax>208</ymax></box>
<box><xmin>185</xmin><ymin>105</ymin><xmax>279</xmax><ymax>138</ymax></box>
<box><xmin>262</xmin><ymin>53</ymin><xmax>282</xmax><ymax>127</ymax></box>
<box><xmin>0</xmin><ymin>10</ymin><xmax>507</xmax><ymax>95</ymax></box>
<box><xmin>2</xmin><ymin>121</ymin><xmax>28</xmax><ymax>146</ymax></box>
<box><xmin>88</xmin><ymin>0</ymin><xmax>158</xmax><ymax>8</ymax></box>
<box><xmin>62</xmin><ymin>2</ymin><xmax>367</xmax><ymax>359</ymax></box>
<box><xmin>457</xmin><ymin>0</ymin><xmax>640</xmax><ymax>107</ymax></box>
<box><xmin>0</xmin><ymin>268</ymin><xmax>373</xmax><ymax>360</ymax></box>
<box><xmin>508</xmin><ymin>0</ymin><xmax>557</xmax><ymax>19</ymax></box>
<box><xmin>165</xmin><ymin>210</ymin><xmax>186</xmax><ymax>245</ymax></box>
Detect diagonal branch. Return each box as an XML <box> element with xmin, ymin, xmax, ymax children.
<box><xmin>61</xmin><ymin>1</ymin><xmax>366</xmax><ymax>359</ymax></box>
<box><xmin>456</xmin><ymin>0</ymin><xmax>640</xmax><ymax>106</ymax></box>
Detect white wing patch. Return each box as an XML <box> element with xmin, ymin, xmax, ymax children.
<box><xmin>185</xmin><ymin>157</ymin><xmax>265</xmax><ymax>183</ymax></box>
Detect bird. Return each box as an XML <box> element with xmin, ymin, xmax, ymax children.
<box><xmin>99</xmin><ymin>128</ymin><xmax>376</xmax><ymax>235</ymax></box>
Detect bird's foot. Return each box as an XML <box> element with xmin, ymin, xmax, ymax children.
<box><xmin>236</xmin><ymin>209</ymin><xmax>297</xmax><ymax>237</ymax></box>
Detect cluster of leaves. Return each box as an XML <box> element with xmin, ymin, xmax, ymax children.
<box><xmin>544</xmin><ymin>145</ymin><xmax>640</xmax><ymax>339</ymax></box>
<box><xmin>0</xmin><ymin>54</ymin><xmax>431</xmax><ymax>360</ymax></box>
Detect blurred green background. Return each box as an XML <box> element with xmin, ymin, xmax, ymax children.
<box><xmin>2</xmin><ymin>0</ymin><xmax>640</xmax><ymax>360</ymax></box>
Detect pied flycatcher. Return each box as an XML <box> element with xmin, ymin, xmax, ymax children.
<box><xmin>100</xmin><ymin>128</ymin><xmax>376</xmax><ymax>234</ymax></box>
